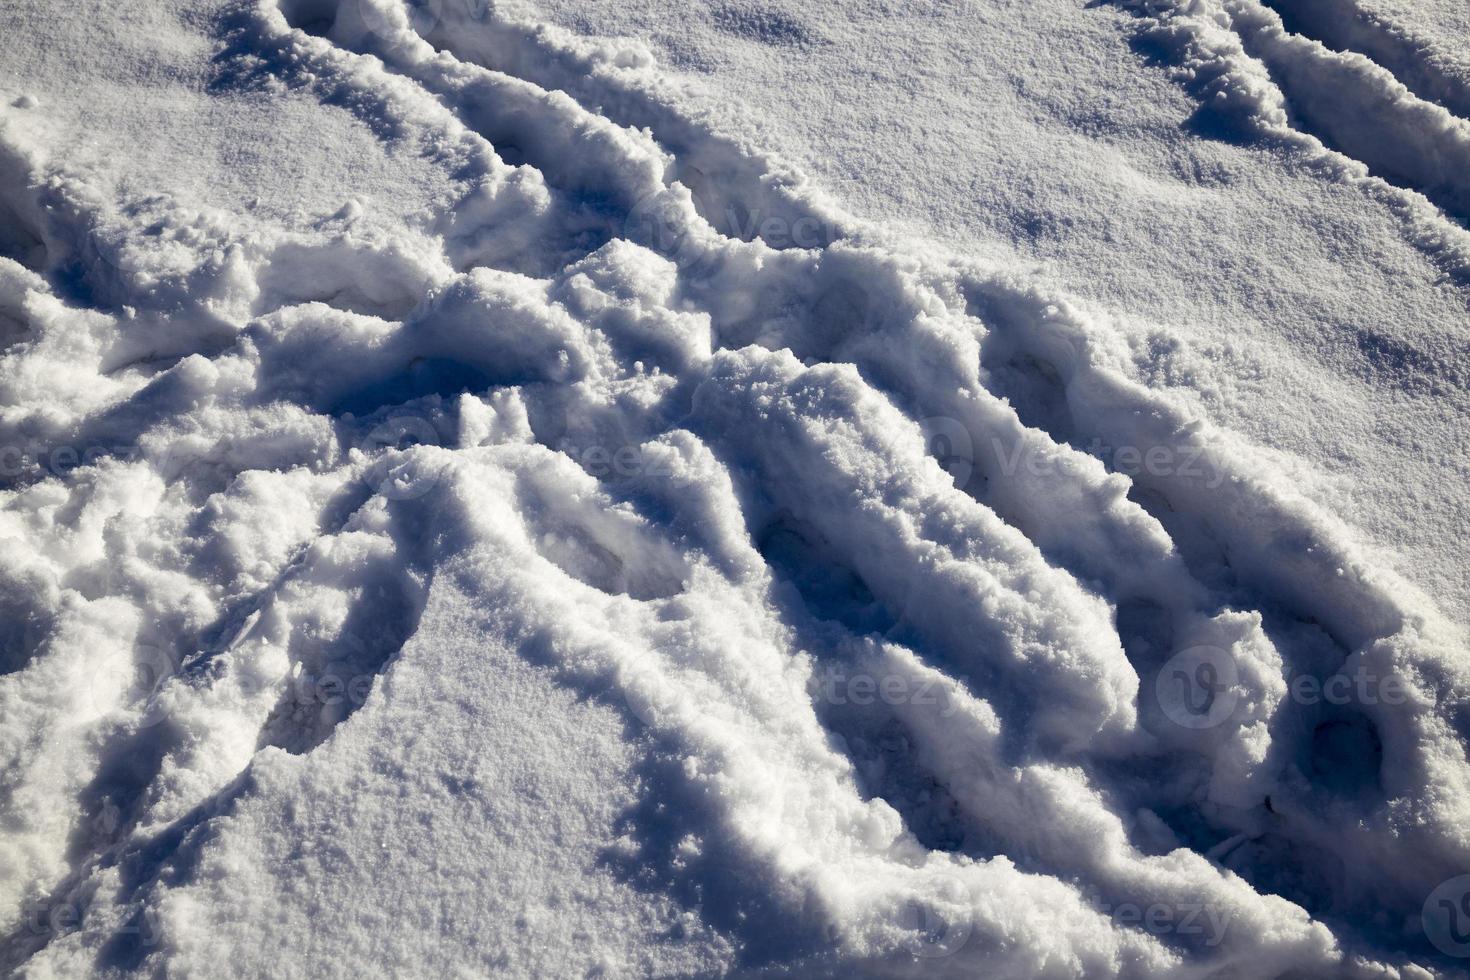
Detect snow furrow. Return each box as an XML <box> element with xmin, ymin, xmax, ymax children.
<box><xmin>1228</xmin><ymin>0</ymin><xmax>1470</xmax><ymax>227</ymax></box>
<box><xmin>1120</xmin><ymin>0</ymin><xmax>1470</xmax><ymax>283</ymax></box>
<box><xmin>1258</xmin><ymin>0</ymin><xmax>1470</xmax><ymax>120</ymax></box>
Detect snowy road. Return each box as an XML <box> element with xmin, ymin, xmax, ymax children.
<box><xmin>1</xmin><ymin>0</ymin><xmax>1469</xmax><ymax>976</ymax></box>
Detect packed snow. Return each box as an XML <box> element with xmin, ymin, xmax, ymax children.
<box><xmin>1</xmin><ymin>0</ymin><xmax>1469</xmax><ymax>976</ymax></box>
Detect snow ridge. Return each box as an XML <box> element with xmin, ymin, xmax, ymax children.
<box><xmin>1260</xmin><ymin>0</ymin><xmax>1470</xmax><ymax>119</ymax></box>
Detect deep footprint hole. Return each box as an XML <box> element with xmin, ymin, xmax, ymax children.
<box><xmin>756</xmin><ymin>513</ymin><xmax>897</xmax><ymax>636</ymax></box>
<box><xmin>1309</xmin><ymin>714</ymin><xmax>1384</xmax><ymax>800</ymax></box>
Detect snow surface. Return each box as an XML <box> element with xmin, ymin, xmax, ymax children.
<box><xmin>0</xmin><ymin>0</ymin><xmax>1469</xmax><ymax>976</ymax></box>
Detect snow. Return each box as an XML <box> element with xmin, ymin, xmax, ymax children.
<box><xmin>0</xmin><ymin>0</ymin><xmax>1468</xmax><ymax>976</ymax></box>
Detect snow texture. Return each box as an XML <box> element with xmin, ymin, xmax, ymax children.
<box><xmin>0</xmin><ymin>0</ymin><xmax>1468</xmax><ymax>976</ymax></box>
